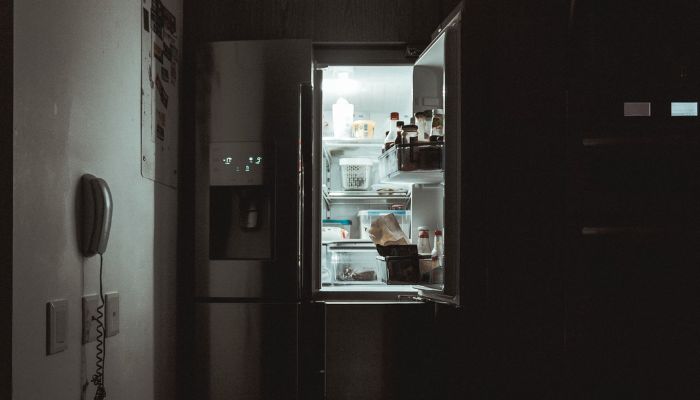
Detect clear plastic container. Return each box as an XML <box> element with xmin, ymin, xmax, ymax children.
<box><xmin>332</xmin><ymin>98</ymin><xmax>354</xmax><ymax>138</ymax></box>
<box><xmin>358</xmin><ymin>210</ymin><xmax>411</xmax><ymax>240</ymax></box>
<box><xmin>327</xmin><ymin>243</ymin><xmax>386</xmax><ymax>284</ymax></box>
<box><xmin>322</xmin><ymin>219</ymin><xmax>352</xmax><ymax>241</ymax></box>
<box><xmin>351</xmin><ymin>120</ymin><xmax>376</xmax><ymax>139</ymax></box>
<box><xmin>339</xmin><ymin>158</ymin><xmax>373</xmax><ymax>190</ymax></box>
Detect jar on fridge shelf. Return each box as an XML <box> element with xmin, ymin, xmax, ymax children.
<box><xmin>394</xmin><ymin>121</ymin><xmax>404</xmax><ymax>147</ymax></box>
<box><xmin>398</xmin><ymin>124</ymin><xmax>419</xmax><ymax>171</ymax></box>
<box><xmin>417</xmin><ymin>226</ymin><xmax>431</xmax><ymax>255</ymax></box>
<box><xmin>429</xmin><ymin>109</ymin><xmax>444</xmax><ymax>140</ymax></box>
<box><xmin>351</xmin><ymin>120</ymin><xmax>376</xmax><ymax>139</ymax></box>
<box><xmin>414</xmin><ymin>111</ymin><xmax>429</xmax><ymax>140</ymax></box>
<box><xmin>403</xmin><ymin>124</ymin><xmax>419</xmax><ymax>143</ymax></box>
<box><xmin>386</xmin><ymin>112</ymin><xmax>400</xmax><ymax>136</ymax></box>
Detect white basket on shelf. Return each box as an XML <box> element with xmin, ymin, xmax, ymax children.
<box><xmin>339</xmin><ymin>158</ymin><xmax>373</xmax><ymax>190</ymax></box>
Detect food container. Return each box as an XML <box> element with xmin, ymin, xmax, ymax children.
<box><xmin>375</xmin><ymin>244</ymin><xmax>417</xmax><ymax>257</ymax></box>
<box><xmin>351</xmin><ymin>120</ymin><xmax>376</xmax><ymax>139</ymax></box>
<box><xmin>321</xmin><ymin>226</ymin><xmax>349</xmax><ymax>241</ymax></box>
<box><xmin>358</xmin><ymin>210</ymin><xmax>411</xmax><ymax>240</ymax></box>
<box><xmin>376</xmin><ymin>255</ymin><xmax>428</xmax><ymax>284</ymax></box>
<box><xmin>322</xmin><ymin>219</ymin><xmax>352</xmax><ymax>241</ymax></box>
<box><xmin>327</xmin><ymin>241</ymin><xmax>386</xmax><ymax>284</ymax></box>
<box><xmin>378</xmin><ymin>142</ymin><xmax>444</xmax><ymax>179</ymax></box>
<box><xmin>332</xmin><ymin>98</ymin><xmax>354</xmax><ymax>138</ymax></box>
<box><xmin>339</xmin><ymin>158</ymin><xmax>373</xmax><ymax>190</ymax></box>
<box><xmin>321</xmin><ymin>243</ymin><xmax>331</xmax><ymax>284</ymax></box>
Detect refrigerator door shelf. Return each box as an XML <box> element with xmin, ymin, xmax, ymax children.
<box><xmin>413</xmin><ymin>284</ymin><xmax>457</xmax><ymax>306</ymax></box>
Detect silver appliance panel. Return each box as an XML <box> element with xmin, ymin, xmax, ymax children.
<box><xmin>195</xmin><ymin>40</ymin><xmax>313</xmax><ymax>300</ymax></box>
<box><xmin>195</xmin><ymin>303</ymin><xmax>299</xmax><ymax>400</ymax></box>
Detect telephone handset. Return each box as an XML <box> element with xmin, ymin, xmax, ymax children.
<box><xmin>81</xmin><ymin>174</ymin><xmax>113</xmax><ymax>257</ymax></box>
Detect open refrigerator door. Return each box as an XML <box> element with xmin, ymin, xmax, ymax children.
<box><xmin>315</xmin><ymin>9</ymin><xmax>462</xmax><ymax>306</ymax></box>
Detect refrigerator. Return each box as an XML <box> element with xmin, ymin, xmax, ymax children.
<box><xmin>194</xmin><ymin>5</ymin><xmax>464</xmax><ymax>399</ymax></box>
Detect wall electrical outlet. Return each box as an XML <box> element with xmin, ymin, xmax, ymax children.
<box><xmin>105</xmin><ymin>292</ymin><xmax>119</xmax><ymax>337</ymax></box>
<box><xmin>82</xmin><ymin>294</ymin><xmax>99</xmax><ymax>344</ymax></box>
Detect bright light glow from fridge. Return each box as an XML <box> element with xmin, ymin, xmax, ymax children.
<box><xmin>322</xmin><ymin>73</ymin><xmax>360</xmax><ymax>93</ymax></box>
<box><xmin>671</xmin><ymin>102</ymin><xmax>698</xmax><ymax>116</ymax></box>
<box><xmin>321</xmin><ymin>66</ymin><xmax>413</xmax><ymax>138</ymax></box>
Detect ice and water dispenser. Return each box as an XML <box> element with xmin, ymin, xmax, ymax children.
<box><xmin>208</xmin><ymin>141</ymin><xmax>272</xmax><ymax>260</ymax></box>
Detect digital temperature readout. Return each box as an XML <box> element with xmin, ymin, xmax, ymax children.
<box><xmin>221</xmin><ymin>155</ymin><xmax>263</xmax><ymax>171</ymax></box>
<box><xmin>210</xmin><ymin>142</ymin><xmax>264</xmax><ymax>186</ymax></box>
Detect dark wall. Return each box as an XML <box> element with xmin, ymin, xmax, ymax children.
<box><xmin>193</xmin><ymin>0</ymin><xmax>461</xmax><ymax>43</ymax></box>
<box><xmin>1</xmin><ymin>0</ymin><xmax>12</xmax><ymax>397</ymax></box>
<box><xmin>567</xmin><ymin>0</ymin><xmax>700</xmax><ymax>398</ymax></box>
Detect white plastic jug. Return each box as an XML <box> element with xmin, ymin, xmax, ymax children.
<box><xmin>332</xmin><ymin>97</ymin><xmax>354</xmax><ymax>138</ymax></box>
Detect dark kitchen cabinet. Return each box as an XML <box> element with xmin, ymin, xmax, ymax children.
<box><xmin>192</xmin><ymin>0</ymin><xmax>461</xmax><ymax>43</ymax></box>
<box><xmin>568</xmin><ymin>0</ymin><xmax>700</xmax><ymax>397</ymax></box>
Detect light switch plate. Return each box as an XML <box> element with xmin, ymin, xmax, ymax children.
<box><xmin>82</xmin><ymin>294</ymin><xmax>99</xmax><ymax>344</ymax></box>
<box><xmin>105</xmin><ymin>292</ymin><xmax>119</xmax><ymax>337</ymax></box>
<box><xmin>46</xmin><ymin>299</ymin><xmax>68</xmax><ymax>355</ymax></box>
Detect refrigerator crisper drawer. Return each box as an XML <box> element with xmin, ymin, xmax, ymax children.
<box><xmin>326</xmin><ymin>242</ymin><xmax>386</xmax><ymax>285</ymax></box>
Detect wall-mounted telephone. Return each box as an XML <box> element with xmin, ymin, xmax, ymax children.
<box><xmin>80</xmin><ymin>174</ymin><xmax>113</xmax><ymax>400</ymax></box>
<box><xmin>81</xmin><ymin>174</ymin><xmax>113</xmax><ymax>257</ymax></box>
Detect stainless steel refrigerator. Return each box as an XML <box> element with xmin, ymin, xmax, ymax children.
<box><xmin>194</xmin><ymin>5</ymin><xmax>465</xmax><ymax>399</ymax></box>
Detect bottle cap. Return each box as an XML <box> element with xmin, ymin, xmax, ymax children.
<box><xmin>390</xmin><ymin>112</ymin><xmax>399</xmax><ymax>119</ymax></box>
<box><xmin>434</xmin><ymin>229</ymin><xmax>442</xmax><ymax>236</ymax></box>
<box><xmin>396</xmin><ymin>120</ymin><xmax>404</xmax><ymax>128</ymax></box>
<box><xmin>402</xmin><ymin>124</ymin><xmax>418</xmax><ymax>131</ymax></box>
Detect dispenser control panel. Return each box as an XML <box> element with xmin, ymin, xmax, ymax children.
<box><xmin>210</xmin><ymin>141</ymin><xmax>265</xmax><ymax>186</ymax></box>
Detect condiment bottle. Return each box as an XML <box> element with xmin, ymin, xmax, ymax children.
<box><xmin>431</xmin><ymin>229</ymin><xmax>444</xmax><ymax>268</ymax></box>
<box><xmin>383</xmin><ymin>131</ymin><xmax>393</xmax><ymax>152</ymax></box>
<box><xmin>423</xmin><ymin>109</ymin><xmax>433</xmax><ymax>139</ymax></box>
<box><xmin>402</xmin><ymin>124</ymin><xmax>419</xmax><ymax>165</ymax></box>
<box><xmin>403</xmin><ymin>124</ymin><xmax>419</xmax><ymax>143</ymax></box>
<box><xmin>417</xmin><ymin>226</ymin><xmax>431</xmax><ymax>255</ymax></box>
<box><xmin>430</xmin><ymin>109</ymin><xmax>443</xmax><ymax>139</ymax></box>
<box><xmin>394</xmin><ymin>121</ymin><xmax>404</xmax><ymax>146</ymax></box>
<box><xmin>387</xmin><ymin>112</ymin><xmax>400</xmax><ymax>137</ymax></box>
<box><xmin>414</xmin><ymin>112</ymin><xmax>427</xmax><ymax>140</ymax></box>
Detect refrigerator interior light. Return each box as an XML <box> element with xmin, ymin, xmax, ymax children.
<box><xmin>323</xmin><ymin>69</ymin><xmax>360</xmax><ymax>94</ymax></box>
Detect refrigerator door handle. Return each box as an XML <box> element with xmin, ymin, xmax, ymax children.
<box><xmin>298</xmin><ymin>81</ymin><xmax>314</xmax><ymax>300</ymax></box>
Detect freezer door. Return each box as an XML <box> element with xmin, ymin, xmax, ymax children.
<box><xmin>194</xmin><ymin>302</ymin><xmax>326</xmax><ymax>400</ymax></box>
<box><xmin>414</xmin><ymin>13</ymin><xmax>463</xmax><ymax>307</ymax></box>
<box><xmin>195</xmin><ymin>40</ymin><xmax>313</xmax><ymax>300</ymax></box>
<box><xmin>195</xmin><ymin>303</ymin><xmax>298</xmax><ymax>400</ymax></box>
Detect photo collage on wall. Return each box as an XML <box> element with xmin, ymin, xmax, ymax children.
<box><xmin>149</xmin><ymin>0</ymin><xmax>178</xmax><ymax>142</ymax></box>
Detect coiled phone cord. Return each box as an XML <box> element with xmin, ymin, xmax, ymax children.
<box><xmin>91</xmin><ymin>253</ymin><xmax>107</xmax><ymax>400</ymax></box>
